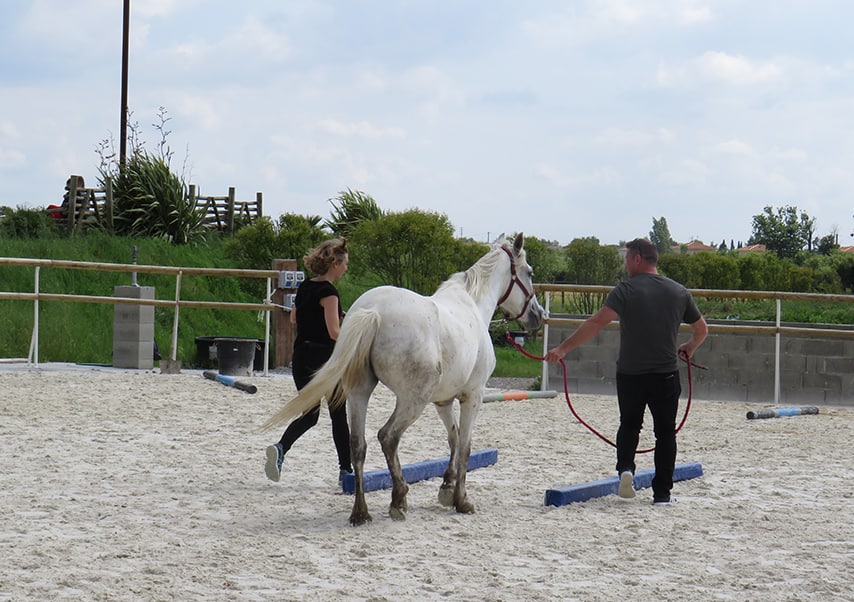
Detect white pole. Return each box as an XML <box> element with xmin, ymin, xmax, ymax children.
<box><xmin>540</xmin><ymin>292</ymin><xmax>550</xmax><ymax>391</ymax></box>
<box><xmin>263</xmin><ymin>277</ymin><xmax>271</xmax><ymax>376</ymax></box>
<box><xmin>170</xmin><ymin>271</ymin><xmax>182</xmax><ymax>361</ymax></box>
<box><xmin>774</xmin><ymin>298</ymin><xmax>781</xmax><ymax>404</ymax></box>
<box><xmin>28</xmin><ymin>267</ymin><xmax>40</xmax><ymax>366</ymax></box>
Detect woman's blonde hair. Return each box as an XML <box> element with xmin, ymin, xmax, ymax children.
<box><xmin>304</xmin><ymin>238</ymin><xmax>348</xmax><ymax>275</ymax></box>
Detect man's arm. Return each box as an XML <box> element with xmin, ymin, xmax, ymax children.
<box><xmin>678</xmin><ymin>316</ymin><xmax>708</xmax><ymax>361</ymax></box>
<box><xmin>545</xmin><ymin>306</ymin><xmax>618</xmax><ymax>363</ymax></box>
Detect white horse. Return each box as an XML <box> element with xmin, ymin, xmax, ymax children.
<box><xmin>262</xmin><ymin>233</ymin><xmax>544</xmax><ymax>526</ymax></box>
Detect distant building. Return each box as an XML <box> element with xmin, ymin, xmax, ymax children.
<box><xmin>672</xmin><ymin>240</ymin><xmax>718</xmax><ymax>255</ymax></box>
<box><xmin>736</xmin><ymin>244</ymin><xmax>766</xmax><ymax>253</ymax></box>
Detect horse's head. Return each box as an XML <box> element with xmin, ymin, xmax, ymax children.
<box><xmin>496</xmin><ymin>233</ymin><xmax>545</xmax><ymax>331</ymax></box>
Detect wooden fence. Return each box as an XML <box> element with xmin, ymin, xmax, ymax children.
<box><xmin>0</xmin><ymin>257</ymin><xmax>281</xmax><ymax>373</ymax></box>
<box><xmin>50</xmin><ymin>175</ymin><xmax>262</xmax><ymax>234</ymax></box>
<box><xmin>535</xmin><ymin>284</ymin><xmax>854</xmax><ymax>403</ymax></box>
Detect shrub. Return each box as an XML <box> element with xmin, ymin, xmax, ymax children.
<box><xmin>0</xmin><ymin>206</ymin><xmax>61</xmax><ymax>239</ymax></box>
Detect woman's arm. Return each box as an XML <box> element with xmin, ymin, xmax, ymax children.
<box><xmin>320</xmin><ymin>296</ymin><xmax>341</xmax><ymax>341</ymax></box>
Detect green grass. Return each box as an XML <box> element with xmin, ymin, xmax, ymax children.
<box><xmin>493</xmin><ymin>338</ymin><xmax>545</xmax><ymax>378</ymax></box>
<box><xmin>0</xmin><ymin>233</ymin><xmax>264</xmax><ymax>365</ymax></box>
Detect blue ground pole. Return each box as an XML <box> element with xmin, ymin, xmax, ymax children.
<box><xmin>544</xmin><ymin>462</ymin><xmax>704</xmax><ymax>507</ymax></box>
<box><xmin>341</xmin><ymin>448</ymin><xmax>498</xmax><ymax>494</ymax></box>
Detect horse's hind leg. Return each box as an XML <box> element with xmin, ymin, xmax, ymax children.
<box><xmin>433</xmin><ymin>399</ymin><xmax>459</xmax><ymax>507</ymax></box>
<box><xmin>452</xmin><ymin>397</ymin><xmax>482</xmax><ymax>515</ymax></box>
<box><xmin>378</xmin><ymin>397</ymin><xmax>426</xmax><ymax>521</ymax></box>
<box><xmin>347</xmin><ymin>378</ymin><xmax>377</xmax><ymax>527</ymax></box>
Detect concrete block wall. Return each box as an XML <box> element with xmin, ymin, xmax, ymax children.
<box><xmin>112</xmin><ymin>285</ymin><xmax>155</xmax><ymax>370</ymax></box>
<box><xmin>544</xmin><ymin>320</ymin><xmax>854</xmax><ymax>406</ymax></box>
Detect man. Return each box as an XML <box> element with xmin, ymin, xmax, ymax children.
<box><xmin>545</xmin><ymin>238</ymin><xmax>708</xmax><ymax>505</ymax></box>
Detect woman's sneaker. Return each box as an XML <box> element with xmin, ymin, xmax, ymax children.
<box><xmin>265</xmin><ymin>444</ymin><xmax>284</xmax><ymax>482</ymax></box>
<box><xmin>618</xmin><ymin>471</ymin><xmax>636</xmax><ymax>498</ymax></box>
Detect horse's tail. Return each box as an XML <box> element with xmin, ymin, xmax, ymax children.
<box><xmin>260</xmin><ymin>308</ymin><xmax>381</xmax><ymax>431</ymax></box>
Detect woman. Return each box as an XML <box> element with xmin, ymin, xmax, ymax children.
<box><xmin>265</xmin><ymin>238</ymin><xmax>353</xmax><ymax>484</ymax></box>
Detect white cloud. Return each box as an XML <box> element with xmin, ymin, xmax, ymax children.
<box><xmin>315</xmin><ymin>119</ymin><xmax>405</xmax><ymax>139</ymax></box>
<box><xmin>658</xmin><ymin>158</ymin><xmax>710</xmax><ymax>186</ymax></box>
<box><xmin>715</xmin><ymin>138</ymin><xmax>755</xmax><ymax>157</ymax></box>
<box><xmin>535</xmin><ymin>163</ymin><xmax>623</xmax><ymax>189</ymax></box>
<box><xmin>0</xmin><ymin>147</ymin><xmax>27</xmax><ymax>169</ymax></box>
<box><xmin>698</xmin><ymin>51</ymin><xmax>782</xmax><ymax>85</ymax></box>
<box><xmin>135</xmin><ymin>0</ymin><xmax>205</xmax><ymax>18</ymax></box>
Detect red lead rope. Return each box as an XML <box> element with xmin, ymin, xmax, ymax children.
<box><xmin>503</xmin><ymin>332</ymin><xmax>704</xmax><ymax>453</ymax></box>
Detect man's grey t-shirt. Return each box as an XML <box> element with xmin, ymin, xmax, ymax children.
<box><xmin>604</xmin><ymin>273</ymin><xmax>702</xmax><ymax>374</ymax></box>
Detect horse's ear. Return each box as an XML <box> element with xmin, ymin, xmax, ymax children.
<box><xmin>513</xmin><ymin>232</ymin><xmax>524</xmax><ymax>255</ymax></box>
<box><xmin>492</xmin><ymin>233</ymin><xmax>506</xmax><ymax>246</ymax></box>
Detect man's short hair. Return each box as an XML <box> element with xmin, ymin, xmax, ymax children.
<box><xmin>626</xmin><ymin>238</ymin><xmax>658</xmax><ymax>265</ymax></box>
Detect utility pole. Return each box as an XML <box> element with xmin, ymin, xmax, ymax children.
<box><xmin>119</xmin><ymin>0</ymin><xmax>130</xmax><ymax>167</ymax></box>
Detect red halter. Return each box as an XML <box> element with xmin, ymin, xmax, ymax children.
<box><xmin>495</xmin><ymin>245</ymin><xmax>536</xmax><ymax>323</ymax></box>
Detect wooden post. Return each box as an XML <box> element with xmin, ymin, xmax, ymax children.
<box><xmin>67</xmin><ymin>175</ymin><xmax>79</xmax><ymax>233</ymax></box>
<box><xmin>255</xmin><ymin>191</ymin><xmax>263</xmax><ymax>220</ymax></box>
<box><xmin>226</xmin><ymin>186</ymin><xmax>236</xmax><ymax>234</ymax></box>
<box><xmin>272</xmin><ymin>258</ymin><xmax>298</xmax><ymax>368</ymax></box>
<box><xmin>104</xmin><ymin>177</ymin><xmax>114</xmax><ymax>233</ymax></box>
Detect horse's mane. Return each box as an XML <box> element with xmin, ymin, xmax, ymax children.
<box><xmin>437</xmin><ymin>241</ymin><xmax>523</xmax><ymax>299</ymax></box>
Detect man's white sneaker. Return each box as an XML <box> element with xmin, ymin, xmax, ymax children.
<box><xmin>652</xmin><ymin>496</ymin><xmax>678</xmax><ymax>506</ymax></box>
<box><xmin>618</xmin><ymin>471</ymin><xmax>636</xmax><ymax>499</ymax></box>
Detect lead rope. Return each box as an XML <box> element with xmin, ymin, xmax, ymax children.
<box><xmin>504</xmin><ymin>332</ymin><xmax>705</xmax><ymax>453</ymax></box>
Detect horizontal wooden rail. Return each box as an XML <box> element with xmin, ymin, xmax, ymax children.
<box><xmin>0</xmin><ymin>291</ymin><xmax>273</xmax><ymax>312</ymax></box>
<box><xmin>545</xmin><ymin>317</ymin><xmax>854</xmax><ymax>338</ymax></box>
<box><xmin>534</xmin><ymin>283</ymin><xmax>854</xmax><ymax>304</ymax></box>
<box><xmin>0</xmin><ymin>257</ymin><xmax>278</xmax><ymax>279</ymax></box>
<box><xmin>533</xmin><ymin>282</ymin><xmax>854</xmax><ymax>404</ymax></box>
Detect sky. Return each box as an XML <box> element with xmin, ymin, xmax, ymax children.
<box><xmin>2</xmin><ymin>0</ymin><xmax>854</xmax><ymax>247</ymax></box>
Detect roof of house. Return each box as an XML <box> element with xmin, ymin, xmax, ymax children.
<box><xmin>737</xmin><ymin>244</ymin><xmax>766</xmax><ymax>253</ymax></box>
<box><xmin>672</xmin><ymin>240</ymin><xmax>718</xmax><ymax>254</ymax></box>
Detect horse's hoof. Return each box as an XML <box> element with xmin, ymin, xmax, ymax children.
<box><xmin>349</xmin><ymin>512</ymin><xmax>373</xmax><ymax>527</ymax></box>
<box><xmin>389</xmin><ymin>506</ymin><xmax>407</xmax><ymax>521</ymax></box>
<box><xmin>455</xmin><ymin>500</ymin><xmax>476</xmax><ymax>514</ymax></box>
<box><xmin>438</xmin><ymin>485</ymin><xmax>454</xmax><ymax>507</ymax></box>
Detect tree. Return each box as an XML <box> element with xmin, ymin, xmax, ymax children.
<box><xmin>519</xmin><ymin>235</ymin><xmax>564</xmax><ymax>284</ymax></box>
<box><xmin>225</xmin><ymin>213</ymin><xmax>326</xmax><ymax>271</ymax></box>
<box><xmin>816</xmin><ymin>230</ymin><xmax>839</xmax><ymax>255</ymax></box>
<box><xmin>563</xmin><ymin>237</ymin><xmax>623</xmax><ymax>313</ymax></box>
<box><xmin>348</xmin><ymin>209</ymin><xmax>458</xmax><ymax>294</ymax></box>
<box><xmin>749</xmin><ymin>205</ymin><xmax>815</xmax><ymax>258</ymax></box>
<box><xmin>649</xmin><ymin>217</ymin><xmax>676</xmax><ymax>255</ymax></box>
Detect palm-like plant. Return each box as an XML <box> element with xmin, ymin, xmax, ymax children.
<box><xmin>325</xmin><ymin>189</ymin><xmax>384</xmax><ymax>238</ymax></box>
<box><xmin>111</xmin><ymin>152</ymin><xmax>204</xmax><ymax>244</ymax></box>
<box><xmin>99</xmin><ymin>107</ymin><xmax>205</xmax><ymax>244</ymax></box>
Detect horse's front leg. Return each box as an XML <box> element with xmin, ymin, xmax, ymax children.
<box><xmin>453</xmin><ymin>397</ymin><xmax>482</xmax><ymax>514</ymax></box>
<box><xmin>433</xmin><ymin>399</ymin><xmax>459</xmax><ymax>507</ymax></box>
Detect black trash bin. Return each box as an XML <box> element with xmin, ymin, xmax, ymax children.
<box><xmin>214</xmin><ymin>337</ymin><xmax>257</xmax><ymax>376</ymax></box>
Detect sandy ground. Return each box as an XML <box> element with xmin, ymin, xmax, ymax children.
<box><xmin>0</xmin><ymin>365</ymin><xmax>851</xmax><ymax>601</ymax></box>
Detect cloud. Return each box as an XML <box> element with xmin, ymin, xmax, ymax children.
<box><xmin>698</xmin><ymin>51</ymin><xmax>782</xmax><ymax>84</ymax></box>
<box><xmin>715</xmin><ymin>138</ymin><xmax>755</xmax><ymax>157</ymax></box>
<box><xmin>0</xmin><ymin>147</ymin><xmax>27</xmax><ymax>170</ymax></box>
<box><xmin>534</xmin><ymin>163</ymin><xmax>623</xmax><ymax>189</ymax></box>
<box><xmin>593</xmin><ymin>0</ymin><xmax>714</xmax><ymax>24</ymax></box>
<box><xmin>315</xmin><ymin>119</ymin><xmax>405</xmax><ymax>139</ymax></box>
<box><xmin>658</xmin><ymin>51</ymin><xmax>783</xmax><ymax>88</ymax></box>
